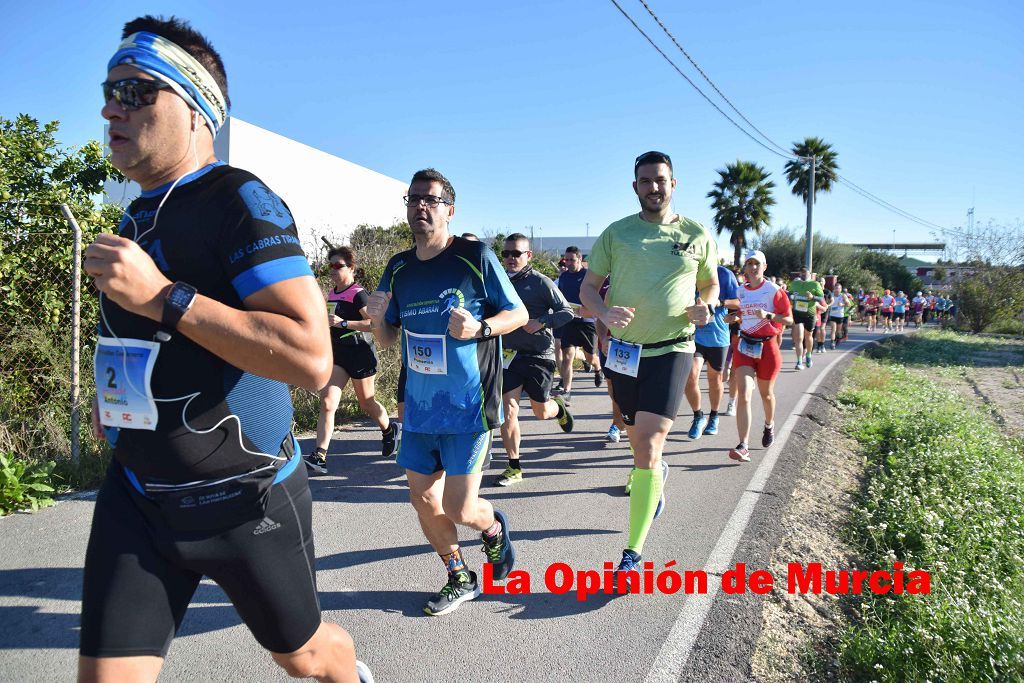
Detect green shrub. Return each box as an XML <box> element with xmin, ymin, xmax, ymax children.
<box><xmin>0</xmin><ymin>451</ymin><xmax>56</xmax><ymax>514</ymax></box>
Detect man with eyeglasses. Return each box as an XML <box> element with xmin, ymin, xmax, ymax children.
<box><xmin>580</xmin><ymin>151</ymin><xmax>719</xmax><ymax>580</ymax></box>
<box><xmin>555</xmin><ymin>246</ymin><xmax>604</xmax><ymax>402</ymax></box>
<box><xmin>82</xmin><ymin>15</ymin><xmax>373</xmax><ymax>683</ymax></box>
<box><xmin>366</xmin><ymin>169</ymin><xmax>527</xmax><ymax>616</ymax></box>
<box><xmin>494</xmin><ymin>233</ymin><xmax>576</xmax><ymax>487</ymax></box>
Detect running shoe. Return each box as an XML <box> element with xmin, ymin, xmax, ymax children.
<box><xmin>703</xmin><ymin>413</ymin><xmax>719</xmax><ymax>436</ymax></box>
<box><xmin>607</xmin><ymin>424</ymin><xmax>621</xmax><ymax>443</ymax></box>
<box><xmin>304</xmin><ymin>448</ymin><xmax>328</xmax><ymax>475</ymax></box>
<box><xmin>554</xmin><ymin>395</ymin><xmax>574</xmax><ymax>433</ymax></box>
<box><xmin>613</xmin><ymin>549</ymin><xmax>642</xmax><ymax>591</ymax></box>
<box><xmin>725</xmin><ymin>399</ymin><xmax>737</xmax><ymax>417</ymax></box>
<box><xmin>423</xmin><ymin>570</ymin><xmax>481</xmax><ymax>616</ymax></box>
<box><xmin>594</xmin><ymin>370</ymin><xmax>603</xmax><ymax>387</ymax></box>
<box><xmin>356</xmin><ymin>661</ymin><xmax>376</xmax><ymax>683</ymax></box>
<box><xmin>381</xmin><ymin>421</ymin><xmax>398</xmax><ymax>458</ymax></box>
<box><xmin>762</xmin><ymin>424</ymin><xmax>775</xmax><ymax>448</ymax></box>
<box><xmin>729</xmin><ymin>444</ymin><xmax>750</xmax><ymax>462</ymax></box>
<box><xmin>805</xmin><ymin>352</ymin><xmax>813</xmax><ymax>368</ymax></box>
<box><xmin>654</xmin><ymin>460</ymin><xmax>669</xmax><ymax>520</ymax></box>
<box><xmin>687</xmin><ymin>413</ymin><xmax>708</xmax><ymax>440</ymax></box>
<box><xmin>582</xmin><ymin>360</ymin><xmax>592</xmax><ymax>372</ymax></box>
<box><xmin>482</xmin><ymin>509</ymin><xmax>516</xmax><ymax>580</ymax></box>
<box><xmin>795</xmin><ymin>361</ymin><xmax>804</xmax><ymax>370</ymax></box>
<box><xmin>495</xmin><ymin>466</ymin><xmax>523</xmax><ymax>487</ymax></box>
<box><xmin>561</xmin><ymin>391</ymin><xmax>572</xmax><ymax>406</ymax></box>
<box><xmin>624</xmin><ymin>468</ymin><xmax>635</xmax><ymax>494</ymax></box>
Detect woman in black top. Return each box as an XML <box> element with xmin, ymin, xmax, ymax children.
<box><xmin>307</xmin><ymin>246</ymin><xmax>397</xmax><ymax>472</ymax></box>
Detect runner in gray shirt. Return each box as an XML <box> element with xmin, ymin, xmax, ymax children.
<box><xmin>496</xmin><ymin>234</ymin><xmax>576</xmax><ymax>486</ymax></box>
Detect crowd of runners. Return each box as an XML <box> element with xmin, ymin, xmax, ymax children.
<box><xmin>80</xmin><ymin>13</ymin><xmax>957</xmax><ymax>682</ymax></box>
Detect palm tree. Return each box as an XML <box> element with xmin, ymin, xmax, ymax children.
<box><xmin>707</xmin><ymin>160</ymin><xmax>776</xmax><ymax>267</ymax></box>
<box><xmin>783</xmin><ymin>137</ymin><xmax>839</xmax><ymax>207</ymax></box>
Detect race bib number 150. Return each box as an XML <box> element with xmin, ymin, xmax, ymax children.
<box><xmin>406</xmin><ymin>331</ymin><xmax>448</xmax><ymax>375</ymax></box>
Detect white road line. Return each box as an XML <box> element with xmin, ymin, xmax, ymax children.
<box><xmin>644</xmin><ymin>341</ymin><xmax>871</xmax><ymax>683</ymax></box>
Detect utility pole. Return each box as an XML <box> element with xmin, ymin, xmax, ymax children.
<box><xmin>803</xmin><ymin>156</ymin><xmax>816</xmax><ymax>272</ymax></box>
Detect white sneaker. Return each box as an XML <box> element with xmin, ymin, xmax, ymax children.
<box><xmin>725</xmin><ymin>399</ymin><xmax>736</xmax><ymax>417</ymax></box>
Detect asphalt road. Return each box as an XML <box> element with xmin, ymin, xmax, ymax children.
<box><xmin>0</xmin><ymin>328</ymin><xmax>886</xmax><ymax>682</ymax></box>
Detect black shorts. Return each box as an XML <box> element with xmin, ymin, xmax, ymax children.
<box><xmin>894</xmin><ymin>312</ymin><xmax>905</xmax><ymax>320</ymax></box>
<box><xmin>332</xmin><ymin>339</ymin><xmax>378</xmax><ymax>380</ymax></box>
<box><xmin>503</xmin><ymin>354</ymin><xmax>556</xmax><ymax>404</ymax></box>
<box><xmin>605</xmin><ymin>351</ymin><xmax>692</xmax><ymax>425</ymax></box>
<box><xmin>80</xmin><ymin>462</ymin><xmax>321</xmax><ymax>657</ymax></box>
<box><xmin>792</xmin><ymin>311</ymin><xmax>816</xmax><ymax>328</ymax></box>
<box><xmin>396</xmin><ymin>365</ymin><xmax>407</xmax><ymax>404</ymax></box>
<box><xmin>880</xmin><ymin>310</ymin><xmax>892</xmax><ymax>319</ymax></box>
<box><xmin>829</xmin><ymin>316</ymin><xmax>846</xmax><ymax>325</ymax></box>
<box><xmin>694</xmin><ymin>343</ymin><xmax>728</xmax><ymax>373</ymax></box>
<box><xmin>559</xmin><ymin>319</ymin><xmax>597</xmax><ymax>355</ymax></box>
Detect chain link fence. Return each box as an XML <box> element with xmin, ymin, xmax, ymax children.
<box><xmin>0</xmin><ymin>217</ymin><xmax>94</xmax><ymax>471</ymax></box>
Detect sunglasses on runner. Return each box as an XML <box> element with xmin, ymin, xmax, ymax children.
<box><xmin>102</xmin><ymin>78</ymin><xmax>173</xmax><ymax>110</ymax></box>
<box><xmin>329</xmin><ymin>262</ymin><xmax>350</xmax><ymax>270</ymax></box>
<box><xmin>403</xmin><ymin>194</ymin><xmax>452</xmax><ymax>208</ymax></box>
<box><xmin>501</xmin><ymin>250</ymin><xmax>528</xmax><ymax>258</ymax></box>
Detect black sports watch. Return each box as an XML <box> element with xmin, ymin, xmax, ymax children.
<box><xmin>158</xmin><ymin>281</ymin><xmax>197</xmax><ymax>340</ymax></box>
<box><xmin>479</xmin><ymin>321</ymin><xmax>493</xmax><ymax>339</ymax></box>
<box><xmin>341</xmin><ymin>319</ymin><xmax>349</xmax><ymax>329</ymax></box>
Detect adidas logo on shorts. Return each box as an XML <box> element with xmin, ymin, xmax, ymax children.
<box><xmin>253</xmin><ymin>517</ymin><xmax>281</xmax><ymax>536</ymax></box>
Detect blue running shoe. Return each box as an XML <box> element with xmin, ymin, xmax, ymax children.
<box><xmin>482</xmin><ymin>509</ymin><xmax>516</xmax><ymax>580</ymax></box>
<box><xmin>613</xmin><ymin>549</ymin><xmax>642</xmax><ymax>592</ymax></box>
<box><xmin>687</xmin><ymin>413</ymin><xmax>708</xmax><ymax>439</ymax></box>
<box><xmin>703</xmin><ymin>414</ymin><xmax>719</xmax><ymax>436</ymax></box>
<box><xmin>654</xmin><ymin>460</ymin><xmax>669</xmax><ymax>520</ymax></box>
<box><xmin>607</xmin><ymin>424</ymin><xmax>621</xmax><ymax>443</ymax></box>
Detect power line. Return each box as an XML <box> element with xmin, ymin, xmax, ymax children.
<box><xmin>607</xmin><ymin>0</ymin><xmax>797</xmax><ymax>161</ymax></box>
<box><xmin>636</xmin><ymin>0</ymin><xmax>793</xmax><ymax>158</ymax></box>
<box><xmin>613</xmin><ymin>0</ymin><xmax>958</xmax><ymax>233</ymax></box>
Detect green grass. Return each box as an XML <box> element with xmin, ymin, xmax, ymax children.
<box><xmin>834</xmin><ymin>345</ymin><xmax>1024</xmax><ymax>681</ymax></box>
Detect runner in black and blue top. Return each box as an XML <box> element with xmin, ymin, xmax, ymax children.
<box><xmin>367</xmin><ymin>168</ymin><xmax>527</xmax><ymax>617</ymax></box>
<box><xmin>684</xmin><ymin>264</ymin><xmax>740</xmax><ymax>439</ymax></box>
<box><xmin>82</xmin><ymin>15</ymin><xmax>371</xmax><ymax>682</ymax></box>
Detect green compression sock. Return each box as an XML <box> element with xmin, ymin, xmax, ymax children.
<box><xmin>627</xmin><ymin>466</ymin><xmax>663</xmax><ymax>553</ymax></box>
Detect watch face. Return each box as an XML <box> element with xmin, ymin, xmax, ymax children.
<box><xmin>168</xmin><ymin>284</ymin><xmax>196</xmax><ymax>309</ymax></box>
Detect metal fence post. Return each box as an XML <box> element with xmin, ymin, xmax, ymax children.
<box><xmin>60</xmin><ymin>204</ymin><xmax>82</xmax><ymax>467</ymax></box>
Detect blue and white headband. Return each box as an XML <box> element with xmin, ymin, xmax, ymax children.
<box><xmin>108</xmin><ymin>31</ymin><xmax>228</xmax><ymax>136</ymax></box>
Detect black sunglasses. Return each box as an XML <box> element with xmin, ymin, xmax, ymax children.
<box><xmin>403</xmin><ymin>194</ymin><xmax>452</xmax><ymax>208</ymax></box>
<box><xmin>501</xmin><ymin>249</ymin><xmax>529</xmax><ymax>258</ymax></box>
<box><xmin>102</xmin><ymin>78</ymin><xmax>172</xmax><ymax>110</ymax></box>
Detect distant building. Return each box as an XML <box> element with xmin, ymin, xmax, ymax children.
<box><xmin>534</xmin><ymin>236</ymin><xmax>598</xmax><ymax>257</ymax></box>
<box><xmin>102</xmin><ymin>117</ymin><xmax>407</xmax><ymax>254</ymax></box>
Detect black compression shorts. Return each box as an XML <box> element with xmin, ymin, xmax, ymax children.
<box><xmin>694</xmin><ymin>343</ymin><xmax>728</xmax><ymax>373</ymax></box>
<box><xmin>396</xmin><ymin>365</ymin><xmax>407</xmax><ymax>404</ymax></box>
<box><xmin>559</xmin><ymin>319</ymin><xmax>597</xmax><ymax>355</ymax></box>
<box><xmin>792</xmin><ymin>311</ymin><xmax>816</xmax><ymax>328</ymax></box>
<box><xmin>503</xmin><ymin>354</ymin><xmax>556</xmax><ymax>404</ymax></box>
<box><xmin>605</xmin><ymin>351</ymin><xmax>692</xmax><ymax>425</ymax></box>
<box><xmin>331</xmin><ymin>339</ymin><xmax>378</xmax><ymax>380</ymax></box>
<box><xmin>80</xmin><ymin>462</ymin><xmax>321</xmax><ymax>657</ymax></box>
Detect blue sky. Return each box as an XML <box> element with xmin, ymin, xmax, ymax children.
<box><xmin>4</xmin><ymin>1</ymin><xmax>1022</xmax><ymax>257</ymax></box>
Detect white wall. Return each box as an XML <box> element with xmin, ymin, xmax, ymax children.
<box><xmin>102</xmin><ymin>117</ymin><xmax>407</xmax><ymax>253</ymax></box>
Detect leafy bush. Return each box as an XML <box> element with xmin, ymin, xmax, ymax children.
<box><xmin>835</xmin><ymin>348</ymin><xmax>1024</xmax><ymax>681</ymax></box>
<box><xmin>0</xmin><ymin>451</ymin><xmax>56</xmax><ymax>514</ymax></box>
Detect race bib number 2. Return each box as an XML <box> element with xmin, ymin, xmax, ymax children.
<box><xmin>94</xmin><ymin>336</ymin><xmax>160</xmax><ymax>430</ymax></box>
<box><xmin>607</xmin><ymin>338</ymin><xmax>642</xmax><ymax>378</ymax></box>
<box><xmin>406</xmin><ymin>331</ymin><xmax>447</xmax><ymax>375</ymax></box>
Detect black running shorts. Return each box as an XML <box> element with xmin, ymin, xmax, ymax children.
<box><xmin>503</xmin><ymin>354</ymin><xmax>556</xmax><ymax>404</ymax></box>
<box><xmin>396</xmin><ymin>365</ymin><xmax>407</xmax><ymax>404</ymax></box>
<box><xmin>829</xmin><ymin>315</ymin><xmax>846</xmax><ymax>325</ymax></box>
<box><xmin>694</xmin><ymin>343</ymin><xmax>728</xmax><ymax>373</ymax></box>
<box><xmin>792</xmin><ymin>311</ymin><xmax>816</xmax><ymax>329</ymax></box>
<box><xmin>559</xmin><ymin>319</ymin><xmax>597</xmax><ymax>355</ymax></box>
<box><xmin>80</xmin><ymin>462</ymin><xmax>321</xmax><ymax>657</ymax></box>
<box><xmin>604</xmin><ymin>351</ymin><xmax>692</xmax><ymax>425</ymax></box>
<box><xmin>332</xmin><ymin>339</ymin><xmax>378</xmax><ymax>380</ymax></box>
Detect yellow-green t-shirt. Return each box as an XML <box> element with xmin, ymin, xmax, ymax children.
<box><xmin>587</xmin><ymin>213</ymin><xmax>718</xmax><ymax>357</ymax></box>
